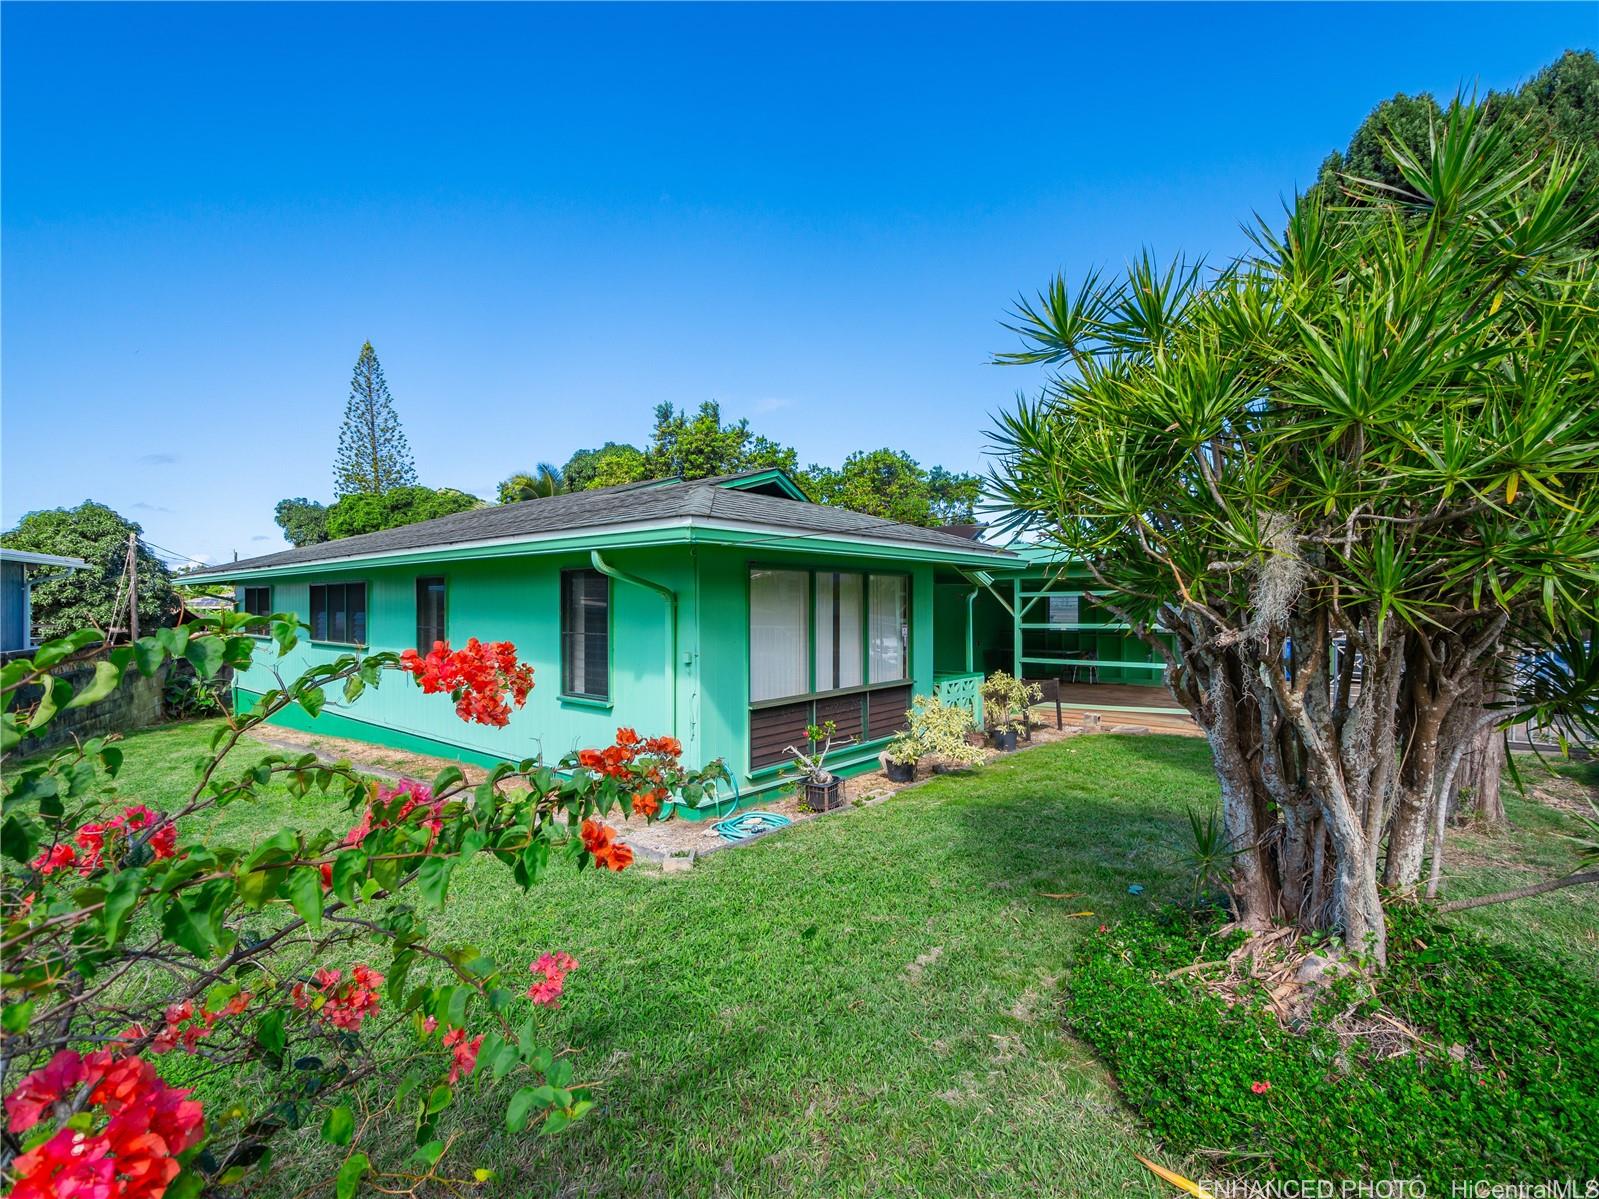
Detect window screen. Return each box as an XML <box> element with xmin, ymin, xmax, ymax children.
<box><xmin>749</xmin><ymin>569</ymin><xmax>810</xmax><ymax>702</ymax></box>
<box><xmin>561</xmin><ymin>569</ymin><xmax>610</xmax><ymax>699</ymax></box>
<box><xmin>309</xmin><ymin>582</ymin><xmax>367</xmax><ymax>645</ymax></box>
<box><xmin>416</xmin><ymin>577</ymin><xmax>446</xmax><ymax>650</ymax></box>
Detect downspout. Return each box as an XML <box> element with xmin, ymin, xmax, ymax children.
<box><xmin>590</xmin><ymin>551</ymin><xmax>677</xmax><ymax>738</ymax></box>
<box><xmin>964</xmin><ymin>586</ymin><xmax>979</xmax><ymax>674</ymax></box>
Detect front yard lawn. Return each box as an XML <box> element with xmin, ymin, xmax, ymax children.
<box><xmin>101</xmin><ymin>720</ymin><xmax>1599</xmax><ymax>1196</ymax></box>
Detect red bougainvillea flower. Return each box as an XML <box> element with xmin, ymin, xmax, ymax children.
<box><xmin>33</xmin><ymin>806</ymin><xmax>180</xmax><ymax>881</ymax></box>
<box><xmin>5</xmin><ymin>1049</ymin><xmax>203</xmax><ymax>1199</ymax></box>
<box><xmin>1251</xmin><ymin>1080</ymin><xmax>1271</xmax><ymax>1094</ymax></box>
<box><xmin>29</xmin><ymin>842</ymin><xmax>76</xmax><ymax>876</ymax></box>
<box><xmin>442</xmin><ymin>1028</ymin><xmax>484</xmax><ymax>1084</ymax></box>
<box><xmin>528</xmin><ymin>951</ymin><xmax>578</xmax><ymax>1008</ymax></box>
<box><xmin>632</xmin><ymin>788</ymin><xmax>667</xmax><ymax>820</ymax></box>
<box><xmin>290</xmin><ymin>965</ymin><xmax>384</xmax><ymax>1031</ymax></box>
<box><xmin>399</xmin><ymin>638</ymin><xmax>534</xmax><ymax>728</ymax></box>
<box><xmin>579</xmin><ymin>819</ymin><xmax>632</xmax><ymax>872</ymax></box>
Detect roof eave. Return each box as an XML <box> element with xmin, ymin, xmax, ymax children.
<box><xmin>188</xmin><ymin>516</ymin><xmax>1016</xmax><ymax>581</ymax></box>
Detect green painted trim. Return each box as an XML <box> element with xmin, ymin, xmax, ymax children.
<box><xmin>233</xmin><ymin>687</ymin><xmax>516</xmax><ymax>769</ymax></box>
<box><xmin>746</xmin><ymin>735</ymin><xmax>893</xmax><ymax>782</ymax></box>
<box><xmin>558</xmin><ymin>693</ymin><xmax>614</xmax><ymax>711</ymax></box>
<box><xmin>715</xmin><ymin>468</ymin><xmax>812</xmax><ymax>502</ymax></box>
<box><xmin>747</xmin><ymin>679</ymin><xmax>913</xmax><ymax>711</ymax></box>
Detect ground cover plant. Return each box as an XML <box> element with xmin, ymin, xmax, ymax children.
<box><xmin>1066</xmin><ymin>906</ymin><xmax>1599</xmax><ymax>1186</ymax></box>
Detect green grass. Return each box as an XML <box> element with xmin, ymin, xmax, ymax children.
<box><xmin>93</xmin><ymin>721</ymin><xmax>1599</xmax><ymax>1196</ymax></box>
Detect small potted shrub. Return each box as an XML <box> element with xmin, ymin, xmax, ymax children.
<box><xmin>981</xmin><ymin>671</ymin><xmax>1042</xmax><ymax>751</ymax></box>
<box><xmin>785</xmin><ymin>720</ymin><xmax>851</xmax><ymax>811</ymax></box>
<box><xmin>907</xmin><ymin>695</ymin><xmax>987</xmax><ymax>773</ymax></box>
<box><xmin>882</xmin><ymin>732</ymin><xmax>920</xmax><ymax>783</ymax></box>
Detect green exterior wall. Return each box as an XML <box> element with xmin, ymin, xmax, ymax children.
<box><xmin>233</xmin><ymin>540</ymin><xmax>950</xmax><ymax>812</ymax></box>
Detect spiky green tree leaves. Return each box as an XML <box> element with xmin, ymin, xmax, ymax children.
<box><xmin>497</xmin><ymin>464</ymin><xmax>566</xmax><ymax>504</ymax></box>
<box><xmin>334</xmin><ymin>342</ymin><xmax>418</xmax><ymax>497</ymax></box>
<box><xmin>990</xmin><ymin>99</ymin><xmax>1598</xmax><ymax>965</ymax></box>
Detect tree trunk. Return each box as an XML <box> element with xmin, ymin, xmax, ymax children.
<box><xmin>1463</xmin><ymin>725</ymin><xmax>1507</xmax><ymax>828</ymax></box>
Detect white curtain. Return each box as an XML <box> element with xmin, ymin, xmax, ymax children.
<box><xmin>815</xmin><ymin>572</ymin><xmax>863</xmax><ymax>691</ymax></box>
<box><xmin>750</xmin><ymin>569</ymin><xmax>809</xmax><ymax>702</ymax></box>
<box><xmin>868</xmin><ymin>575</ymin><xmax>908</xmax><ymax>683</ymax></box>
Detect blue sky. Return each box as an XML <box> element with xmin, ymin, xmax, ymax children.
<box><xmin>3</xmin><ymin>3</ymin><xmax>1592</xmax><ymax>567</ymax></box>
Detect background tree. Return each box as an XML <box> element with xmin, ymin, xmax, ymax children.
<box><xmin>989</xmin><ymin>102</ymin><xmax>1597</xmax><ymax>966</ymax></box>
<box><xmin>586</xmin><ymin>444</ymin><xmax>651</xmax><ymax>488</ymax></box>
<box><xmin>334</xmin><ymin>341</ymin><xmax>418</xmax><ymax>496</ymax></box>
<box><xmin>806</xmin><ymin>451</ymin><xmax>983</xmax><ymax>528</ymax></box>
<box><xmin>325</xmin><ymin>486</ymin><xmax>482</xmax><ymax>540</ymax></box>
<box><xmin>497</xmin><ymin>463</ymin><xmax>566</xmax><ymax>503</ymax></box>
<box><xmin>644</xmin><ymin>401</ymin><xmax>799</xmax><ymax>480</ymax></box>
<box><xmin>1315</xmin><ymin>49</ymin><xmax>1598</xmax><ymax>248</ymax></box>
<box><xmin>1</xmin><ymin>501</ymin><xmax>179</xmax><ymax>640</ymax></box>
<box><xmin>561</xmin><ymin>442</ymin><xmax>646</xmax><ymax>491</ymax></box>
<box><xmin>272</xmin><ymin>497</ymin><xmax>330</xmax><ymax>547</ymax></box>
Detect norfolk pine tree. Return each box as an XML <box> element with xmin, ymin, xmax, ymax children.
<box><xmin>334</xmin><ymin>341</ymin><xmax>418</xmax><ymax>496</ymax></box>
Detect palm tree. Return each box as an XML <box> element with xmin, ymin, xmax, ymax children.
<box><xmin>496</xmin><ymin>464</ymin><xmax>565</xmax><ymax>504</ymax></box>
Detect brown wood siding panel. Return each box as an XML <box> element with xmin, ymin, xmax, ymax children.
<box><xmin>750</xmin><ymin>701</ymin><xmax>813</xmax><ymax>768</ymax></box>
<box><xmin>866</xmin><ymin>685</ymin><xmax>913</xmax><ymax>740</ymax></box>
<box><xmin>814</xmin><ymin>693</ymin><xmax>865</xmax><ymax>743</ymax></box>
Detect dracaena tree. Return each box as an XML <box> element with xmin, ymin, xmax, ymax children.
<box><xmin>1</xmin><ymin>614</ymin><xmax>727</xmax><ymax>1199</ymax></box>
<box><xmin>987</xmin><ymin>100</ymin><xmax>1598</xmax><ymax>966</ymax></box>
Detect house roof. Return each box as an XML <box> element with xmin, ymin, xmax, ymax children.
<box><xmin>0</xmin><ymin>549</ymin><xmax>89</xmax><ymax>570</ymax></box>
<box><xmin>187</xmin><ymin>471</ymin><xmax>1014</xmax><ymax>580</ymax></box>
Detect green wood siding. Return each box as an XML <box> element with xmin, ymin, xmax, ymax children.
<box><xmin>233</xmin><ymin>543</ymin><xmax>942</xmax><ymax>802</ymax></box>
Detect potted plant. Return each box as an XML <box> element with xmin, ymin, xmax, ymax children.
<box><xmin>980</xmin><ymin>671</ymin><xmax>1042</xmax><ymax>751</ymax></box>
<box><xmin>906</xmin><ymin>694</ymin><xmax>987</xmax><ymax>773</ymax></box>
<box><xmin>785</xmin><ymin>720</ymin><xmax>852</xmax><ymax>811</ymax></box>
<box><xmin>882</xmin><ymin>731</ymin><xmax>920</xmax><ymax>783</ymax></box>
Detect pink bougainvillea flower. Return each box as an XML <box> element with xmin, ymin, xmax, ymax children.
<box><xmin>442</xmin><ymin>1028</ymin><xmax>484</xmax><ymax>1084</ymax></box>
<box><xmin>5</xmin><ymin>1050</ymin><xmax>86</xmax><ymax>1133</ymax></box>
<box><xmin>1251</xmin><ymin>1080</ymin><xmax>1271</xmax><ymax>1094</ymax></box>
<box><xmin>528</xmin><ymin>951</ymin><xmax>579</xmax><ymax>1008</ymax></box>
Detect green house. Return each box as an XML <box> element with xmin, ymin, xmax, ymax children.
<box><xmin>188</xmin><ymin>470</ymin><xmax>1021</xmax><ymax>816</ymax></box>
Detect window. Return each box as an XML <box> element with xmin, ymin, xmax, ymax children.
<box><xmin>561</xmin><ymin>569</ymin><xmax>609</xmax><ymax>699</ymax></box>
<box><xmin>416</xmin><ymin>577</ymin><xmax>446</xmax><ymax>650</ymax></box>
<box><xmin>868</xmin><ymin>575</ymin><xmax>909</xmax><ymax>683</ymax></box>
<box><xmin>749</xmin><ymin>569</ymin><xmax>810</xmax><ymax>702</ymax></box>
<box><xmin>309</xmin><ymin>582</ymin><xmax>367</xmax><ymax>645</ymax></box>
<box><xmin>749</xmin><ymin>568</ymin><xmax>908</xmax><ymax>703</ymax></box>
<box><xmin>814</xmin><ymin>572</ymin><xmax>863</xmax><ymax>691</ymax></box>
<box><xmin>241</xmin><ymin>586</ymin><xmax>272</xmax><ymax>634</ymax></box>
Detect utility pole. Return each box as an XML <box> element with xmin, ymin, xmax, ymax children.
<box><xmin>127</xmin><ymin>532</ymin><xmax>139</xmax><ymax>642</ymax></box>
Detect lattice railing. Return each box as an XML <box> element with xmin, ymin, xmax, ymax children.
<box><xmin>932</xmin><ymin>671</ymin><xmax>984</xmax><ymax>728</ymax></box>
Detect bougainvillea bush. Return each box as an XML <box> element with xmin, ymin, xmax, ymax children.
<box><xmin>1</xmin><ymin>616</ymin><xmax>727</xmax><ymax>1199</ymax></box>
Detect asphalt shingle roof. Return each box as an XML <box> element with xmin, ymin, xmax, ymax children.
<box><xmin>189</xmin><ymin>474</ymin><xmax>1009</xmax><ymax>577</ymax></box>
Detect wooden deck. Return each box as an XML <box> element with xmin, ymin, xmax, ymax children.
<box><xmin>1027</xmin><ymin>682</ymin><xmax>1200</xmax><ymax>735</ymax></box>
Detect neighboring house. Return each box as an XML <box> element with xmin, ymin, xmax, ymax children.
<box><xmin>0</xmin><ymin>549</ymin><xmax>87</xmax><ymax>656</ymax></box>
<box><xmin>187</xmin><ymin>470</ymin><xmax>1021</xmax><ymax>814</ymax></box>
